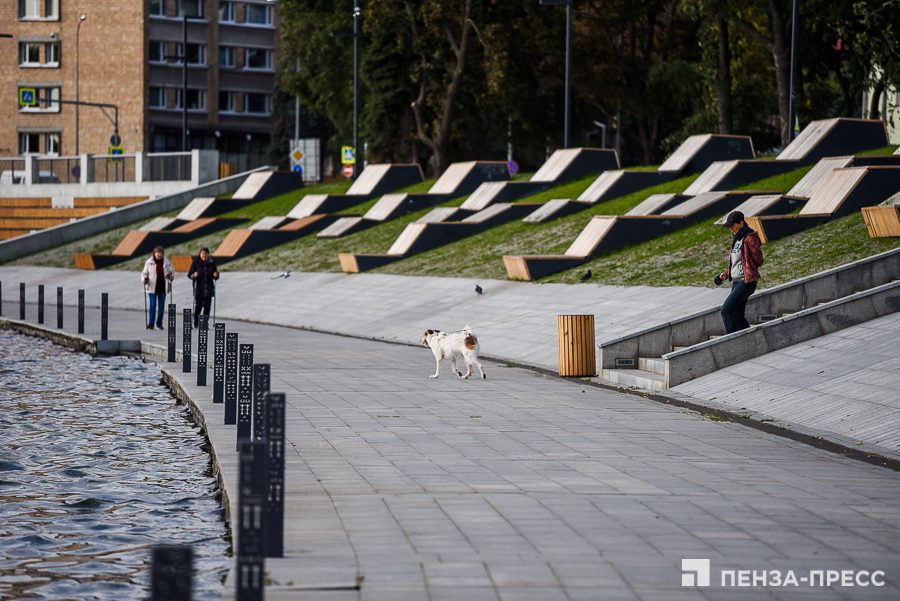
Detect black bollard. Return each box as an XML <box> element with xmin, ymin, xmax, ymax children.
<box><xmin>224</xmin><ymin>333</ymin><xmax>238</xmax><ymax>425</ymax></box>
<box><xmin>167</xmin><ymin>304</ymin><xmax>177</xmax><ymax>362</ymax></box>
<box><xmin>264</xmin><ymin>392</ymin><xmax>286</xmax><ymax>558</ymax></box>
<box><xmin>151</xmin><ymin>545</ymin><xmax>193</xmax><ymax>601</ymax></box>
<box><xmin>78</xmin><ymin>290</ymin><xmax>85</xmax><ymax>334</ymax></box>
<box><xmin>101</xmin><ymin>293</ymin><xmax>108</xmax><ymax>341</ymax></box>
<box><xmin>213</xmin><ymin>323</ymin><xmax>225</xmax><ymax>403</ymax></box>
<box><xmin>197</xmin><ymin>314</ymin><xmax>209</xmax><ymax>386</ymax></box>
<box><xmin>182</xmin><ymin>309</ymin><xmax>192</xmax><ymax>373</ymax></box>
<box><xmin>237</xmin><ymin>440</ymin><xmax>266</xmax><ymax>601</ymax></box>
<box><xmin>57</xmin><ymin>287</ymin><xmax>63</xmax><ymax>329</ymax></box>
<box><xmin>0</xmin><ymin>280</ymin><xmax>3</xmax><ymax>315</ymax></box>
<box><xmin>252</xmin><ymin>364</ymin><xmax>271</xmax><ymax>441</ymax></box>
<box><xmin>237</xmin><ymin>344</ymin><xmax>254</xmax><ymax>448</ymax></box>
<box><xmin>20</xmin><ymin>283</ymin><xmax>25</xmax><ymax>320</ymax></box>
<box><xmin>38</xmin><ymin>285</ymin><xmax>44</xmax><ymax>324</ymax></box>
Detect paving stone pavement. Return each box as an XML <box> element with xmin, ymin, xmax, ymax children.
<box><xmin>674</xmin><ymin>311</ymin><xmax>900</xmax><ymax>457</ymax></box>
<box><xmin>3</xmin><ymin>267</ymin><xmax>900</xmax><ymax>599</ymax></box>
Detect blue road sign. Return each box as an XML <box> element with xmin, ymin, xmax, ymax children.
<box><xmin>72</xmin><ymin>166</ymin><xmax>81</xmax><ymax>178</ymax></box>
<box><xmin>292</xmin><ymin>165</ymin><xmax>302</xmax><ymax>174</ymax></box>
<box><xmin>19</xmin><ymin>88</ymin><xmax>36</xmax><ymax>106</ymax></box>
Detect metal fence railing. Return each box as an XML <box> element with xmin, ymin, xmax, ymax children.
<box><xmin>0</xmin><ymin>159</ymin><xmax>28</xmax><ymax>184</ymax></box>
<box><xmin>36</xmin><ymin>156</ymin><xmax>81</xmax><ymax>184</ymax></box>
<box><xmin>90</xmin><ymin>155</ymin><xmax>136</xmax><ymax>183</ymax></box>
<box><xmin>146</xmin><ymin>152</ymin><xmax>192</xmax><ymax>182</ymax></box>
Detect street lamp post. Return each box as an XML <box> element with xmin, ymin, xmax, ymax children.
<box><xmin>540</xmin><ymin>0</ymin><xmax>571</xmax><ymax>149</ymax></box>
<box><xmin>331</xmin><ymin>0</ymin><xmax>361</xmax><ymax>180</ymax></box>
<box><xmin>787</xmin><ymin>0</ymin><xmax>799</xmax><ymax>143</ymax></box>
<box><xmin>76</xmin><ymin>14</ymin><xmax>86</xmax><ymax>155</ymax></box>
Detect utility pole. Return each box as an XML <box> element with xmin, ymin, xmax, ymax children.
<box><xmin>787</xmin><ymin>0</ymin><xmax>800</xmax><ymax>142</ymax></box>
<box><xmin>330</xmin><ymin>0</ymin><xmax>361</xmax><ymax>179</ymax></box>
<box><xmin>540</xmin><ymin>0</ymin><xmax>572</xmax><ymax>149</ymax></box>
<box><xmin>76</xmin><ymin>15</ymin><xmax>86</xmax><ymax>154</ymax></box>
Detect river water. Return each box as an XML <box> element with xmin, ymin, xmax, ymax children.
<box><xmin>0</xmin><ymin>330</ymin><xmax>229</xmax><ymax>600</ymax></box>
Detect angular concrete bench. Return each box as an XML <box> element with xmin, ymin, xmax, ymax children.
<box><xmin>504</xmin><ymin>191</ymin><xmax>765</xmax><ymax>281</ymax></box>
<box><xmin>524</xmin><ymin>134</ymin><xmax>754</xmax><ymax>223</ymax></box>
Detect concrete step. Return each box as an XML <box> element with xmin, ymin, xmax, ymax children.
<box><xmin>638</xmin><ymin>357</ymin><xmax>665</xmax><ymax>374</ymax></box>
<box><xmin>600</xmin><ymin>368</ymin><xmax>666</xmax><ymax>391</ymax></box>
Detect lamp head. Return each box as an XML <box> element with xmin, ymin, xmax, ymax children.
<box><xmin>80</xmin><ymin>14</ymin><xmax>86</xmax><ymax>20</ymax></box>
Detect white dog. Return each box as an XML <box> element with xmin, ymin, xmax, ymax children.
<box><xmin>422</xmin><ymin>325</ymin><xmax>486</xmax><ymax>380</ymax></box>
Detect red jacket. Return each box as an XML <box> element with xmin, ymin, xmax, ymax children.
<box><xmin>727</xmin><ymin>229</ymin><xmax>764</xmax><ymax>284</ymax></box>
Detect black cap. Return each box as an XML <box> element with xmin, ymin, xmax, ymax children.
<box><xmin>724</xmin><ymin>211</ymin><xmax>744</xmax><ymax>226</ymax></box>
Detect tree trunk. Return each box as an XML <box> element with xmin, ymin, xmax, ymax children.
<box><xmin>868</xmin><ymin>80</ymin><xmax>885</xmax><ymax>119</ymax></box>
<box><xmin>716</xmin><ymin>15</ymin><xmax>733</xmax><ymax>135</ymax></box>
<box><xmin>768</xmin><ymin>0</ymin><xmax>793</xmax><ymax>147</ymax></box>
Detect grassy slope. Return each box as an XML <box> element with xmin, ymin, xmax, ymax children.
<box><xmin>6</xmin><ymin>147</ymin><xmax>900</xmax><ymax>286</ymax></box>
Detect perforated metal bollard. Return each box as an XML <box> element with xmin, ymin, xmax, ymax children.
<box><xmin>252</xmin><ymin>364</ymin><xmax>270</xmax><ymax>441</ymax></box>
<box><xmin>236</xmin><ymin>344</ymin><xmax>254</xmax><ymax>448</ymax></box>
<box><xmin>182</xmin><ymin>309</ymin><xmax>192</xmax><ymax>373</ymax></box>
<box><xmin>101</xmin><ymin>293</ymin><xmax>108</xmax><ymax>341</ymax></box>
<box><xmin>38</xmin><ymin>285</ymin><xmax>44</xmax><ymax>324</ymax></box>
<box><xmin>236</xmin><ymin>441</ymin><xmax>266</xmax><ymax>601</ymax></box>
<box><xmin>57</xmin><ymin>287</ymin><xmax>63</xmax><ymax>329</ymax></box>
<box><xmin>19</xmin><ymin>283</ymin><xmax>25</xmax><ymax>320</ymax></box>
<box><xmin>264</xmin><ymin>392</ymin><xmax>286</xmax><ymax>558</ymax></box>
<box><xmin>151</xmin><ymin>545</ymin><xmax>193</xmax><ymax>601</ymax></box>
<box><xmin>167</xmin><ymin>304</ymin><xmax>177</xmax><ymax>362</ymax></box>
<box><xmin>197</xmin><ymin>315</ymin><xmax>209</xmax><ymax>386</ymax></box>
<box><xmin>77</xmin><ymin>290</ymin><xmax>85</xmax><ymax>334</ymax></box>
<box><xmin>224</xmin><ymin>333</ymin><xmax>238</xmax><ymax>425</ymax></box>
<box><xmin>213</xmin><ymin>323</ymin><xmax>225</xmax><ymax>403</ymax></box>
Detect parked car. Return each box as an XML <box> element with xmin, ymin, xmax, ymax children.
<box><xmin>0</xmin><ymin>170</ymin><xmax>61</xmax><ymax>185</ymax></box>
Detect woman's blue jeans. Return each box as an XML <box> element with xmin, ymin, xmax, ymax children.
<box><xmin>148</xmin><ymin>293</ymin><xmax>166</xmax><ymax>328</ymax></box>
<box><xmin>721</xmin><ymin>280</ymin><xmax>757</xmax><ymax>334</ymax></box>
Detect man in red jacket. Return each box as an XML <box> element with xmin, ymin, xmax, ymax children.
<box><xmin>717</xmin><ymin>211</ymin><xmax>764</xmax><ymax>334</ymax></box>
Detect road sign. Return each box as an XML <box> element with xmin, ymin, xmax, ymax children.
<box><xmin>109</xmin><ymin>146</ymin><xmax>124</xmax><ymax>163</ymax></box>
<box><xmin>342</xmin><ymin>164</ymin><xmax>354</xmax><ymax>178</ymax></box>
<box><xmin>341</xmin><ymin>146</ymin><xmax>355</xmax><ymax>165</ymax></box>
<box><xmin>19</xmin><ymin>88</ymin><xmax>36</xmax><ymax>106</ymax></box>
<box><xmin>292</xmin><ymin>165</ymin><xmax>302</xmax><ymax>174</ymax></box>
<box><xmin>291</xmin><ymin>149</ymin><xmax>303</xmax><ymax>162</ymax></box>
<box><xmin>110</xmin><ymin>134</ymin><xmax>122</xmax><ymax>146</ymax></box>
<box><xmin>508</xmin><ymin>160</ymin><xmax>518</xmax><ymax>175</ymax></box>
<box><xmin>72</xmin><ymin>166</ymin><xmax>81</xmax><ymax>178</ymax></box>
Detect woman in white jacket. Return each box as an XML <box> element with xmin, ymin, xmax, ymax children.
<box><xmin>141</xmin><ymin>246</ymin><xmax>175</xmax><ymax>330</ymax></box>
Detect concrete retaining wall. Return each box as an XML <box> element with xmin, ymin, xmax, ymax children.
<box><xmin>598</xmin><ymin>246</ymin><xmax>900</xmax><ymax>369</ymax></box>
<box><xmin>0</xmin><ymin>166</ymin><xmax>270</xmax><ymax>264</ymax></box>
<box><xmin>665</xmin><ymin>280</ymin><xmax>900</xmax><ymax>387</ymax></box>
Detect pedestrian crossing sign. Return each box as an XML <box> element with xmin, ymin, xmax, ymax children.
<box><xmin>341</xmin><ymin>146</ymin><xmax>355</xmax><ymax>165</ymax></box>
<box><xmin>19</xmin><ymin>88</ymin><xmax>36</xmax><ymax>106</ymax></box>
<box><xmin>109</xmin><ymin>146</ymin><xmax>124</xmax><ymax>163</ymax></box>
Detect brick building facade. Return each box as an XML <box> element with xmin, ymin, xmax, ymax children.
<box><xmin>2</xmin><ymin>0</ymin><xmax>276</xmax><ymax>161</ymax></box>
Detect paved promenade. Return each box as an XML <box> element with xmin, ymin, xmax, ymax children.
<box><xmin>3</xmin><ymin>293</ymin><xmax>900</xmax><ymax>599</ymax></box>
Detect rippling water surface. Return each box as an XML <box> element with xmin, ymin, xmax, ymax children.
<box><xmin>0</xmin><ymin>331</ymin><xmax>229</xmax><ymax>600</ymax></box>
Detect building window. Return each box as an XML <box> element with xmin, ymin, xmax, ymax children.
<box><xmin>245</xmin><ymin>48</ymin><xmax>271</xmax><ymax>70</ymax></box>
<box><xmin>219</xmin><ymin>91</ymin><xmax>234</xmax><ymax>112</ymax></box>
<box><xmin>46</xmin><ymin>0</ymin><xmax>58</xmax><ymax>18</ymax></box>
<box><xmin>20</xmin><ymin>0</ymin><xmax>58</xmax><ymax>19</ymax></box>
<box><xmin>175</xmin><ymin>89</ymin><xmax>207</xmax><ymax>111</ymax></box>
<box><xmin>19</xmin><ymin>87</ymin><xmax>60</xmax><ymax>112</ymax></box>
<box><xmin>245</xmin><ymin>3</ymin><xmax>272</xmax><ymax>25</ymax></box>
<box><xmin>219</xmin><ymin>46</ymin><xmax>235</xmax><ymax>68</ymax></box>
<box><xmin>46</xmin><ymin>42</ymin><xmax>60</xmax><ymax>65</ymax></box>
<box><xmin>245</xmin><ymin>93</ymin><xmax>269</xmax><ymax>115</ymax></box>
<box><xmin>149</xmin><ymin>41</ymin><xmax>165</xmax><ymax>63</ymax></box>
<box><xmin>150</xmin><ymin>87</ymin><xmax>166</xmax><ymax>108</ymax></box>
<box><xmin>19</xmin><ymin>133</ymin><xmax>41</xmax><ymax>154</ymax></box>
<box><xmin>176</xmin><ymin>43</ymin><xmax>206</xmax><ymax>65</ymax></box>
<box><xmin>45</xmin><ymin>133</ymin><xmax>60</xmax><ymax>154</ymax></box>
<box><xmin>150</xmin><ymin>0</ymin><xmax>165</xmax><ymax>17</ymax></box>
<box><xmin>178</xmin><ymin>0</ymin><xmax>204</xmax><ymax>18</ymax></box>
<box><xmin>219</xmin><ymin>1</ymin><xmax>234</xmax><ymax>22</ymax></box>
<box><xmin>19</xmin><ymin>43</ymin><xmax>41</xmax><ymax>65</ymax></box>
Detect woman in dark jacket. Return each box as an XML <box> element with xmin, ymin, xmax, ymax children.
<box><xmin>717</xmin><ymin>211</ymin><xmax>764</xmax><ymax>334</ymax></box>
<box><xmin>187</xmin><ymin>247</ymin><xmax>219</xmax><ymax>328</ymax></box>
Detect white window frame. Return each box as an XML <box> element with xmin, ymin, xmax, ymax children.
<box><xmin>176</xmin><ymin>43</ymin><xmax>207</xmax><ymax>66</ymax></box>
<box><xmin>219</xmin><ymin>46</ymin><xmax>235</xmax><ymax>68</ymax></box>
<box><xmin>219</xmin><ymin>1</ymin><xmax>235</xmax><ymax>23</ymax></box>
<box><xmin>244</xmin><ymin>3</ymin><xmax>273</xmax><ymax>26</ymax></box>
<box><xmin>45</xmin><ymin>132</ymin><xmax>60</xmax><ymax>155</ymax></box>
<box><xmin>19</xmin><ymin>132</ymin><xmax>41</xmax><ymax>154</ymax></box>
<box><xmin>186</xmin><ymin>89</ymin><xmax>206</xmax><ymax>111</ymax></box>
<box><xmin>150</xmin><ymin>0</ymin><xmax>165</xmax><ymax>17</ymax></box>
<box><xmin>19</xmin><ymin>43</ymin><xmax>41</xmax><ymax>66</ymax></box>
<box><xmin>45</xmin><ymin>42</ymin><xmax>60</xmax><ymax>66</ymax></box>
<box><xmin>19</xmin><ymin>0</ymin><xmax>58</xmax><ymax>20</ymax></box>
<box><xmin>149</xmin><ymin>87</ymin><xmax>166</xmax><ymax>108</ymax></box>
<box><xmin>244</xmin><ymin>92</ymin><xmax>270</xmax><ymax>115</ymax></box>
<box><xmin>19</xmin><ymin>87</ymin><xmax>60</xmax><ymax>113</ymax></box>
<box><xmin>244</xmin><ymin>48</ymin><xmax>272</xmax><ymax>71</ymax></box>
<box><xmin>218</xmin><ymin>91</ymin><xmax>235</xmax><ymax>113</ymax></box>
<box><xmin>149</xmin><ymin>41</ymin><xmax>166</xmax><ymax>63</ymax></box>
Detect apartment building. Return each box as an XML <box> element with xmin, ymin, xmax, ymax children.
<box><xmin>1</xmin><ymin>0</ymin><xmax>276</xmax><ymax>162</ymax></box>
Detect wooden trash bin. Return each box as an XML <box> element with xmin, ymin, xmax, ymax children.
<box><xmin>557</xmin><ymin>315</ymin><xmax>597</xmax><ymax>376</ymax></box>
